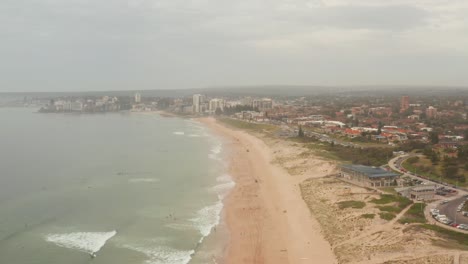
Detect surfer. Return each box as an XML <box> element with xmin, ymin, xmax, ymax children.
<box><xmin>90</xmin><ymin>252</ymin><xmax>97</xmax><ymax>258</ymax></box>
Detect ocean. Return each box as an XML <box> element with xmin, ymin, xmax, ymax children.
<box><xmin>0</xmin><ymin>108</ymin><xmax>233</xmax><ymax>264</ymax></box>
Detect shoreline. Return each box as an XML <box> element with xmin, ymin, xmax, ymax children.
<box><xmin>198</xmin><ymin>117</ymin><xmax>337</xmax><ymax>264</ymax></box>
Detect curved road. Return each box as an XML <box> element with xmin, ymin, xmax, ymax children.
<box><xmin>438</xmin><ymin>196</ymin><xmax>468</xmax><ymax>226</ymax></box>
<box><xmin>388</xmin><ymin>154</ymin><xmax>468</xmax><ymax>230</ymax></box>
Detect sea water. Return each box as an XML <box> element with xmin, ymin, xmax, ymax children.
<box><xmin>0</xmin><ymin>108</ymin><xmax>233</xmax><ymax>264</ymax></box>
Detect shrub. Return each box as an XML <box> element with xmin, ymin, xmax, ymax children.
<box><xmin>379</xmin><ymin>212</ymin><xmax>396</xmax><ymax>221</ymax></box>
<box><xmin>337</xmin><ymin>200</ymin><xmax>366</xmax><ymax>209</ymax></box>
<box><xmin>361</xmin><ymin>213</ymin><xmax>375</xmax><ymax>219</ymax></box>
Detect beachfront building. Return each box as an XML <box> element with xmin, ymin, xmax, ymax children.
<box><xmin>134</xmin><ymin>93</ymin><xmax>141</xmax><ymax>103</ymax></box>
<box><xmin>209</xmin><ymin>98</ymin><xmax>225</xmax><ymax>113</ymax></box>
<box><xmin>410</xmin><ymin>185</ymin><xmax>436</xmax><ymax>200</ymax></box>
<box><xmin>339</xmin><ymin>164</ymin><xmax>400</xmax><ymax>188</ymax></box>
<box><xmin>252</xmin><ymin>98</ymin><xmax>273</xmax><ymax>111</ymax></box>
<box><xmin>395</xmin><ymin>185</ymin><xmax>436</xmax><ymax>201</ymax></box>
<box><xmin>193</xmin><ymin>94</ymin><xmax>206</xmax><ymax>113</ymax></box>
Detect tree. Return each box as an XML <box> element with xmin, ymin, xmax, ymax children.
<box><xmin>352</xmin><ymin>117</ymin><xmax>359</xmax><ymax>127</ymax></box>
<box><xmin>407</xmin><ymin>156</ymin><xmax>420</xmax><ymax>164</ymax></box>
<box><xmin>442</xmin><ymin>156</ymin><xmax>459</xmax><ymax>179</ymax></box>
<box><xmin>443</xmin><ymin>165</ymin><xmax>458</xmax><ymax>179</ymax></box>
<box><xmin>429</xmin><ymin>132</ymin><xmax>439</xmax><ymax>144</ymax></box>
<box><xmin>430</xmin><ymin>153</ymin><xmax>439</xmax><ymax>164</ymax></box>
<box><xmin>298</xmin><ymin>126</ymin><xmax>304</xmax><ymax>138</ymax></box>
<box><xmin>458</xmin><ymin>145</ymin><xmax>468</xmax><ymax>161</ymax></box>
<box><xmin>377</xmin><ymin>121</ymin><xmax>383</xmax><ymax>135</ymax></box>
<box><xmin>215</xmin><ymin>107</ymin><xmax>223</xmax><ymax>116</ymax></box>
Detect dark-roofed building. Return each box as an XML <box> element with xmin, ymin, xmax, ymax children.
<box><xmin>340</xmin><ymin>164</ymin><xmax>400</xmax><ymax>187</ymax></box>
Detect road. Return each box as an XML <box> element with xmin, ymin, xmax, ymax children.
<box><xmin>389</xmin><ymin>154</ymin><xmax>468</xmax><ymax>231</ymax></box>
<box><xmin>438</xmin><ymin>196</ymin><xmax>468</xmax><ymax>225</ymax></box>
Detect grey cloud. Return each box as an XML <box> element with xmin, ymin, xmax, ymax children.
<box><xmin>284</xmin><ymin>5</ymin><xmax>429</xmax><ymax>31</ymax></box>
<box><xmin>0</xmin><ymin>0</ymin><xmax>466</xmax><ymax>92</ymax></box>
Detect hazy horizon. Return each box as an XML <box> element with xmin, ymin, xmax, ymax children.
<box><xmin>2</xmin><ymin>84</ymin><xmax>468</xmax><ymax>97</ymax></box>
<box><xmin>1</xmin><ymin>0</ymin><xmax>468</xmax><ymax>92</ymax></box>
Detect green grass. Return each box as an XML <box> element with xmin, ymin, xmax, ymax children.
<box><xmin>377</xmin><ymin>206</ymin><xmax>401</xmax><ymax>213</ymax></box>
<box><xmin>379</xmin><ymin>212</ymin><xmax>396</xmax><ymax>220</ymax></box>
<box><xmin>370</xmin><ymin>194</ymin><xmax>412</xmax><ymax>209</ymax></box>
<box><xmin>370</xmin><ymin>194</ymin><xmax>412</xmax><ymax>220</ymax></box>
<box><xmin>217</xmin><ymin>118</ymin><xmax>278</xmax><ymax>133</ymax></box>
<box><xmin>399</xmin><ymin>203</ymin><xmax>427</xmax><ymax>224</ymax></box>
<box><xmin>361</xmin><ymin>213</ymin><xmax>375</xmax><ymax>219</ymax></box>
<box><xmin>381</xmin><ymin>187</ymin><xmax>397</xmax><ymax>195</ymax></box>
<box><xmin>420</xmin><ymin>224</ymin><xmax>468</xmax><ymax>247</ymax></box>
<box><xmin>337</xmin><ymin>200</ymin><xmax>366</xmax><ymax>209</ymax></box>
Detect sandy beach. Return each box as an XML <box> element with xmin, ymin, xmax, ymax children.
<box><xmin>198</xmin><ymin>117</ymin><xmax>468</xmax><ymax>264</ymax></box>
<box><xmin>199</xmin><ymin>117</ymin><xmax>337</xmax><ymax>264</ymax></box>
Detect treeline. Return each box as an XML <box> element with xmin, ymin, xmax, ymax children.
<box><xmin>312</xmin><ymin>143</ymin><xmax>394</xmax><ymax>167</ymax></box>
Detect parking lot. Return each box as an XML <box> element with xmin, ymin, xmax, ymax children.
<box><xmin>391</xmin><ymin>155</ymin><xmax>468</xmax><ymax>232</ymax></box>
<box><xmin>436</xmin><ymin>196</ymin><xmax>468</xmax><ymax>228</ymax></box>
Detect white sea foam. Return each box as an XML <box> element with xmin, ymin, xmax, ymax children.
<box><xmin>123</xmin><ymin>244</ymin><xmax>194</xmax><ymax>264</ymax></box>
<box><xmin>185</xmin><ymin>120</ymin><xmax>205</xmax><ymax>130</ymax></box>
<box><xmin>210</xmin><ymin>174</ymin><xmax>235</xmax><ymax>200</ymax></box>
<box><xmin>173</xmin><ymin>131</ymin><xmax>185</xmax><ymax>135</ymax></box>
<box><xmin>187</xmin><ymin>134</ymin><xmax>202</xmax><ymax>137</ymax></box>
<box><xmin>211</xmin><ymin>182</ymin><xmax>235</xmax><ymax>200</ymax></box>
<box><xmin>208</xmin><ymin>142</ymin><xmax>223</xmax><ymax>160</ymax></box>
<box><xmin>216</xmin><ymin>174</ymin><xmax>232</xmax><ymax>183</ymax></box>
<box><xmin>45</xmin><ymin>230</ymin><xmax>117</xmax><ymax>254</ymax></box>
<box><xmin>165</xmin><ymin>222</ymin><xmax>195</xmax><ymax>232</ymax></box>
<box><xmin>211</xmin><ymin>143</ymin><xmax>222</xmax><ymax>154</ymax></box>
<box><xmin>190</xmin><ymin>201</ymin><xmax>223</xmax><ymax>238</ymax></box>
<box><xmin>129</xmin><ymin>178</ymin><xmax>160</xmax><ymax>183</ymax></box>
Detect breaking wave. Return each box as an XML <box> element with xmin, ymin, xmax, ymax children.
<box><xmin>45</xmin><ymin>230</ymin><xmax>117</xmax><ymax>254</ymax></box>
<box><xmin>211</xmin><ymin>174</ymin><xmax>235</xmax><ymax>200</ymax></box>
<box><xmin>122</xmin><ymin>244</ymin><xmax>194</xmax><ymax>264</ymax></box>
<box><xmin>208</xmin><ymin>142</ymin><xmax>222</xmax><ymax>160</ymax></box>
<box><xmin>189</xmin><ymin>201</ymin><xmax>223</xmax><ymax>239</ymax></box>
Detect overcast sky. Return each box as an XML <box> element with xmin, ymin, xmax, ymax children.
<box><xmin>1</xmin><ymin>0</ymin><xmax>468</xmax><ymax>92</ymax></box>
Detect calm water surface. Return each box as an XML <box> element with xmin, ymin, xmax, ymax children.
<box><xmin>0</xmin><ymin>108</ymin><xmax>232</xmax><ymax>264</ymax></box>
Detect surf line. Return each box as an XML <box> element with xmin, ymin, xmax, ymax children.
<box><xmin>45</xmin><ymin>230</ymin><xmax>117</xmax><ymax>258</ymax></box>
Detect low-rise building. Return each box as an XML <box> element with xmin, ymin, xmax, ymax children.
<box><xmin>410</xmin><ymin>185</ymin><xmax>436</xmax><ymax>201</ymax></box>
<box><xmin>340</xmin><ymin>164</ymin><xmax>400</xmax><ymax>187</ymax></box>
<box><xmin>396</xmin><ymin>185</ymin><xmax>435</xmax><ymax>201</ymax></box>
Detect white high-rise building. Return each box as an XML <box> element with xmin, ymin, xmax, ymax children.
<box><xmin>209</xmin><ymin>99</ymin><xmax>225</xmax><ymax>113</ymax></box>
<box><xmin>252</xmin><ymin>98</ymin><xmax>273</xmax><ymax>111</ymax></box>
<box><xmin>193</xmin><ymin>94</ymin><xmax>206</xmax><ymax>113</ymax></box>
<box><xmin>134</xmin><ymin>93</ymin><xmax>141</xmax><ymax>103</ymax></box>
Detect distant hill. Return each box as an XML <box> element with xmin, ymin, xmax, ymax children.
<box><xmin>1</xmin><ymin>85</ymin><xmax>467</xmax><ymax>99</ymax></box>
